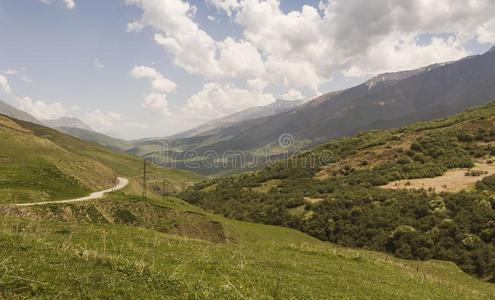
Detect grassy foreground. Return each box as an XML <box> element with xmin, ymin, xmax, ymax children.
<box><xmin>0</xmin><ymin>195</ymin><xmax>494</xmax><ymax>299</ymax></box>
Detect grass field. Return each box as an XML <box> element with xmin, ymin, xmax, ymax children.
<box><xmin>1</xmin><ymin>194</ymin><xmax>494</xmax><ymax>299</ymax></box>
<box><xmin>0</xmin><ymin>115</ymin><xmax>203</xmax><ymax>204</ymax></box>
<box><xmin>1</xmin><ymin>114</ymin><xmax>495</xmax><ymax>298</ymax></box>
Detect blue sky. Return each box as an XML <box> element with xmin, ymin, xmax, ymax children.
<box><xmin>0</xmin><ymin>0</ymin><xmax>493</xmax><ymax>139</ymax></box>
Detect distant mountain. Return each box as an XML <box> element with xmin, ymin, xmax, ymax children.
<box><xmin>168</xmin><ymin>99</ymin><xmax>305</xmax><ymax>140</ymax></box>
<box><xmin>191</xmin><ymin>47</ymin><xmax>495</xmax><ymax>154</ymax></box>
<box><xmin>55</xmin><ymin>127</ymin><xmax>134</xmax><ymax>151</ymax></box>
<box><xmin>0</xmin><ymin>99</ymin><xmax>40</xmax><ymax>124</ymax></box>
<box><xmin>133</xmin><ymin>47</ymin><xmax>495</xmax><ymax>175</ymax></box>
<box><xmin>42</xmin><ymin>116</ymin><xmax>93</xmax><ymax>131</ymax></box>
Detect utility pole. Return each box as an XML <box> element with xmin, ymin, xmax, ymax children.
<box><xmin>162</xmin><ymin>179</ymin><xmax>166</xmax><ymax>201</ymax></box>
<box><xmin>142</xmin><ymin>159</ymin><xmax>152</xmax><ymax>201</ymax></box>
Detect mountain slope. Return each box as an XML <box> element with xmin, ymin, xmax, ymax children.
<box><xmin>42</xmin><ymin>116</ymin><xmax>93</xmax><ymax>131</ymax></box>
<box><xmin>1</xmin><ymin>108</ymin><xmax>493</xmax><ymax>298</ymax></box>
<box><xmin>55</xmin><ymin>126</ymin><xmax>133</xmax><ymax>151</ymax></box>
<box><xmin>128</xmin><ymin>99</ymin><xmax>306</xmax><ymax>167</ymax></box>
<box><xmin>1</xmin><ymin>193</ymin><xmax>493</xmax><ymax>298</ymax></box>
<box><xmin>181</xmin><ymin>49</ymin><xmax>495</xmax><ymax>163</ymax></box>
<box><xmin>0</xmin><ymin>115</ymin><xmax>203</xmax><ymax>204</ymax></box>
<box><xmin>180</xmin><ymin>102</ymin><xmax>495</xmax><ymax>281</ymax></box>
<box><xmin>0</xmin><ymin>99</ymin><xmax>40</xmax><ymax>124</ymax></box>
<box><xmin>167</xmin><ymin>99</ymin><xmax>305</xmax><ymax>141</ymax></box>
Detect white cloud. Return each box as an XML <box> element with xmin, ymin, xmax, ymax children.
<box><xmin>130</xmin><ymin>66</ymin><xmax>176</xmax><ymax>93</ymax></box>
<box><xmin>207</xmin><ymin>0</ymin><xmax>495</xmax><ymax>90</ymax></box>
<box><xmin>217</xmin><ymin>37</ymin><xmax>265</xmax><ymax>77</ymax></box>
<box><xmin>39</xmin><ymin>0</ymin><xmax>75</xmax><ymax>9</ymax></box>
<box><xmin>477</xmin><ymin>20</ymin><xmax>495</xmax><ymax>44</ymax></box>
<box><xmin>182</xmin><ymin>82</ymin><xmax>274</xmax><ymax>120</ymax></box>
<box><xmin>121</xmin><ymin>0</ymin><xmax>495</xmax><ymax>135</ymax></box>
<box><xmin>2</xmin><ymin>69</ymin><xmax>31</xmax><ymax>83</ymax></box>
<box><xmin>16</xmin><ymin>97</ymin><xmax>67</xmax><ymax>119</ymax></box>
<box><xmin>280</xmin><ymin>88</ymin><xmax>303</xmax><ymax>101</ymax></box>
<box><xmin>126</xmin><ymin>0</ymin><xmax>222</xmax><ymax>77</ymax></box>
<box><xmin>142</xmin><ymin>92</ymin><xmax>170</xmax><ymax>115</ymax></box>
<box><xmin>0</xmin><ymin>73</ymin><xmax>76</xmax><ymax>120</ymax></box>
<box><xmin>130</xmin><ymin>66</ymin><xmax>176</xmax><ymax>115</ymax></box>
<box><xmin>247</xmin><ymin>78</ymin><xmax>268</xmax><ymax>92</ymax></box>
<box><xmin>93</xmin><ymin>58</ymin><xmax>104</xmax><ymax>70</ymax></box>
<box><xmin>127</xmin><ymin>21</ymin><xmax>144</xmax><ymax>32</ymax></box>
<box><xmin>64</xmin><ymin>0</ymin><xmax>75</xmax><ymax>9</ymax></box>
<box><xmin>83</xmin><ymin>110</ymin><xmax>123</xmax><ymax>132</ymax></box>
<box><xmin>0</xmin><ymin>75</ymin><xmax>12</xmax><ymax>95</ymax></box>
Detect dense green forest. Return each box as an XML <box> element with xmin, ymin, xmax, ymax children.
<box><xmin>179</xmin><ymin>103</ymin><xmax>495</xmax><ymax>281</ymax></box>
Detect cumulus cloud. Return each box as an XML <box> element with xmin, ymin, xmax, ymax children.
<box><xmin>130</xmin><ymin>66</ymin><xmax>176</xmax><ymax>115</ymax></box>
<box><xmin>64</xmin><ymin>0</ymin><xmax>75</xmax><ymax>9</ymax></box>
<box><xmin>207</xmin><ymin>0</ymin><xmax>495</xmax><ymax>88</ymax></box>
<box><xmin>477</xmin><ymin>20</ymin><xmax>495</xmax><ymax>44</ymax></box>
<box><xmin>16</xmin><ymin>97</ymin><xmax>68</xmax><ymax>119</ymax></box>
<box><xmin>280</xmin><ymin>88</ymin><xmax>303</xmax><ymax>101</ymax></box>
<box><xmin>93</xmin><ymin>58</ymin><xmax>104</xmax><ymax>70</ymax></box>
<box><xmin>142</xmin><ymin>92</ymin><xmax>170</xmax><ymax>115</ymax></box>
<box><xmin>2</xmin><ymin>69</ymin><xmax>31</xmax><ymax>83</ymax></box>
<box><xmin>130</xmin><ymin>66</ymin><xmax>176</xmax><ymax>93</ymax></box>
<box><xmin>125</xmin><ymin>0</ymin><xmax>495</xmax><ymax>129</ymax></box>
<box><xmin>126</xmin><ymin>0</ymin><xmax>222</xmax><ymax>77</ymax></box>
<box><xmin>0</xmin><ymin>73</ymin><xmax>76</xmax><ymax>120</ymax></box>
<box><xmin>127</xmin><ymin>21</ymin><xmax>144</xmax><ymax>32</ymax></box>
<box><xmin>0</xmin><ymin>75</ymin><xmax>13</xmax><ymax>95</ymax></box>
<box><xmin>83</xmin><ymin>110</ymin><xmax>123</xmax><ymax>132</ymax></box>
<box><xmin>183</xmin><ymin>82</ymin><xmax>274</xmax><ymax>120</ymax></box>
<box><xmin>40</xmin><ymin>0</ymin><xmax>75</xmax><ymax>9</ymax></box>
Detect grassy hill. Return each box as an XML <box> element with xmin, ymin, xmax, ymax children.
<box><xmin>1</xmin><ymin>194</ymin><xmax>494</xmax><ymax>298</ymax></box>
<box><xmin>55</xmin><ymin>127</ymin><xmax>134</xmax><ymax>152</ymax></box>
<box><xmin>0</xmin><ymin>115</ymin><xmax>203</xmax><ymax>204</ymax></box>
<box><xmin>180</xmin><ymin>102</ymin><xmax>495</xmax><ymax>281</ymax></box>
<box><xmin>0</xmin><ymin>107</ymin><xmax>494</xmax><ymax>297</ymax></box>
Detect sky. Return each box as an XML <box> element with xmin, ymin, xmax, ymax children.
<box><xmin>0</xmin><ymin>0</ymin><xmax>494</xmax><ymax>139</ymax></box>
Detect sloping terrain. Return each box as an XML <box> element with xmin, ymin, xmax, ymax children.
<box><xmin>0</xmin><ymin>115</ymin><xmax>203</xmax><ymax>204</ymax></box>
<box><xmin>0</xmin><ymin>99</ymin><xmax>40</xmax><ymax>124</ymax></box>
<box><xmin>381</xmin><ymin>159</ymin><xmax>495</xmax><ymax>193</ymax></box>
<box><xmin>0</xmin><ymin>194</ymin><xmax>493</xmax><ymax>299</ymax></box>
<box><xmin>128</xmin><ymin>99</ymin><xmax>306</xmax><ymax>164</ymax></box>
<box><xmin>140</xmin><ymin>48</ymin><xmax>495</xmax><ymax>175</ymax></box>
<box><xmin>180</xmin><ymin>102</ymin><xmax>495</xmax><ymax>281</ymax></box>
<box><xmin>166</xmin><ymin>99</ymin><xmax>306</xmax><ymax>141</ymax></box>
<box><xmin>42</xmin><ymin>116</ymin><xmax>93</xmax><ymax>131</ymax></box>
<box><xmin>55</xmin><ymin>127</ymin><xmax>133</xmax><ymax>151</ymax></box>
<box><xmin>1</xmin><ymin>104</ymin><xmax>494</xmax><ymax>298</ymax></box>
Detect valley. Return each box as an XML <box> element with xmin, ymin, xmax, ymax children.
<box><xmin>1</xmin><ymin>99</ymin><xmax>495</xmax><ymax>298</ymax></box>
<box><xmin>1</xmin><ymin>4</ymin><xmax>495</xmax><ymax>297</ymax></box>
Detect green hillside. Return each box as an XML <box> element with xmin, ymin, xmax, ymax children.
<box><xmin>180</xmin><ymin>102</ymin><xmax>495</xmax><ymax>281</ymax></box>
<box><xmin>56</xmin><ymin>126</ymin><xmax>134</xmax><ymax>151</ymax></box>
<box><xmin>1</xmin><ymin>194</ymin><xmax>494</xmax><ymax>299</ymax></box>
<box><xmin>1</xmin><ymin>106</ymin><xmax>494</xmax><ymax>298</ymax></box>
<box><xmin>0</xmin><ymin>115</ymin><xmax>203</xmax><ymax>204</ymax></box>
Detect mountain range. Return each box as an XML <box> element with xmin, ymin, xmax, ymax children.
<box><xmin>167</xmin><ymin>98</ymin><xmax>306</xmax><ymax>141</ymax></box>
<box><xmin>129</xmin><ymin>47</ymin><xmax>495</xmax><ymax>175</ymax></box>
<box><xmin>0</xmin><ymin>99</ymin><xmax>41</xmax><ymax>124</ymax></box>
<box><xmin>42</xmin><ymin>116</ymin><xmax>94</xmax><ymax>131</ymax></box>
<box><xmin>3</xmin><ymin>47</ymin><xmax>495</xmax><ymax>176</ymax></box>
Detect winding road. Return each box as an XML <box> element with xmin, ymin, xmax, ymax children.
<box><xmin>12</xmin><ymin>177</ymin><xmax>129</xmax><ymax>207</ymax></box>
